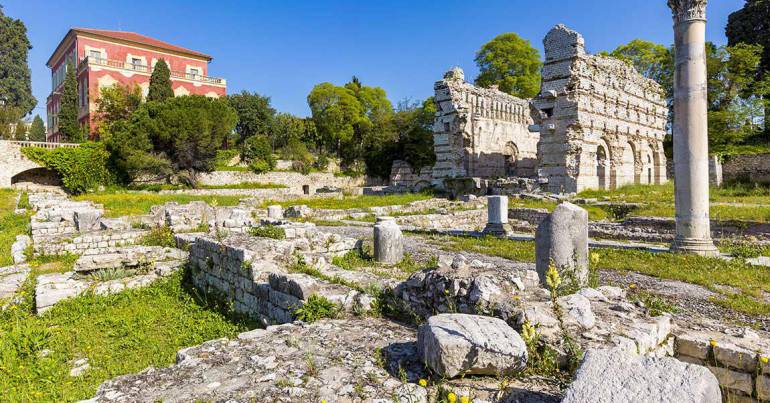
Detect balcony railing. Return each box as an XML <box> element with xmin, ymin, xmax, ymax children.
<box><xmin>79</xmin><ymin>56</ymin><xmax>226</xmax><ymax>85</ymax></box>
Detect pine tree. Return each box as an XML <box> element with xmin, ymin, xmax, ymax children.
<box><xmin>147</xmin><ymin>59</ymin><xmax>173</xmax><ymax>102</ymax></box>
<box><xmin>28</xmin><ymin>114</ymin><xmax>45</xmax><ymax>141</ymax></box>
<box><xmin>58</xmin><ymin>62</ymin><xmax>82</xmax><ymax>143</ymax></box>
<box><xmin>0</xmin><ymin>6</ymin><xmax>37</xmax><ymax>115</ymax></box>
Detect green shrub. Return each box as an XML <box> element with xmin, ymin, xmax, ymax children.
<box><xmin>17</xmin><ymin>192</ymin><xmax>30</xmax><ymax>210</ymax></box>
<box><xmin>215</xmin><ymin>149</ymin><xmax>240</xmax><ymax>169</ymax></box>
<box><xmin>314</xmin><ymin>153</ymin><xmax>329</xmax><ymax>171</ymax></box>
<box><xmin>138</xmin><ymin>226</ymin><xmax>176</xmax><ymax>248</ymax></box>
<box><xmin>242</xmin><ymin>136</ymin><xmax>275</xmax><ymax>167</ymax></box>
<box><xmin>248</xmin><ymin>159</ymin><xmax>271</xmax><ymax>174</ymax></box>
<box><xmin>281</xmin><ymin>139</ymin><xmax>314</xmax><ymax>174</ymax></box>
<box><xmin>293</xmin><ymin>294</ymin><xmax>339</xmax><ymax>322</ymax></box>
<box><xmin>22</xmin><ymin>143</ymin><xmax>112</xmax><ymax>194</ymax></box>
<box><xmin>248</xmin><ymin>224</ymin><xmax>286</xmax><ymax>240</ymax></box>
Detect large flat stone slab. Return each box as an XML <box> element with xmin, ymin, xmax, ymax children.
<box><xmin>562</xmin><ymin>348</ymin><xmax>721</xmax><ymax>403</ymax></box>
<box><xmin>418</xmin><ymin>313</ymin><xmax>527</xmax><ymax>378</ymax></box>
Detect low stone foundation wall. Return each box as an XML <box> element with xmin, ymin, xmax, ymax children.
<box><xmin>34</xmin><ymin>229</ymin><xmax>148</xmax><ymax>256</ymax></box>
<box><xmin>674</xmin><ymin>329</ymin><xmax>770</xmax><ymax>400</ymax></box>
<box><xmin>198</xmin><ymin>171</ymin><xmax>365</xmax><ymax>192</ymax></box>
<box><xmin>186</xmin><ymin>229</ymin><xmax>361</xmax><ymax>325</ymax></box>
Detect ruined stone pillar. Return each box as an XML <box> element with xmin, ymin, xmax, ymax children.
<box><xmin>668</xmin><ymin>0</ymin><xmax>719</xmax><ymax>256</ymax></box>
<box><xmin>535</xmin><ymin>202</ymin><xmax>589</xmax><ymax>289</ymax></box>
<box><xmin>373</xmin><ymin>216</ymin><xmax>404</xmax><ymax>265</ymax></box>
<box><xmin>483</xmin><ymin>196</ymin><xmax>511</xmax><ymax>236</ymax></box>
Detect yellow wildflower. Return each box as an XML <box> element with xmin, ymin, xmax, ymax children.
<box><xmin>709</xmin><ymin>339</ymin><xmax>718</xmax><ymax>348</ymax></box>
<box><xmin>460</xmin><ymin>396</ymin><xmax>470</xmax><ymax>403</ymax></box>
<box><xmin>760</xmin><ymin>356</ymin><xmax>768</xmax><ymax>365</ymax></box>
<box><xmin>590</xmin><ymin>252</ymin><xmax>600</xmax><ymax>266</ymax></box>
<box><xmin>545</xmin><ymin>264</ymin><xmax>561</xmax><ymax>290</ymax></box>
<box><xmin>447</xmin><ymin>392</ymin><xmax>457</xmax><ymax>403</ymax></box>
<box><xmin>629</xmin><ymin>283</ymin><xmax>636</xmax><ymax>289</ymax></box>
<box><xmin>418</xmin><ymin>379</ymin><xmax>428</xmax><ymax>387</ymax></box>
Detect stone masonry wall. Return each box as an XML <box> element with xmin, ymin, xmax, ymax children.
<box><xmin>389</xmin><ymin>160</ymin><xmax>433</xmax><ymax>190</ymax></box>
<box><xmin>197</xmin><ymin>171</ymin><xmax>365</xmax><ymax>192</ymax></box>
<box><xmin>722</xmin><ymin>153</ymin><xmax>770</xmax><ymax>184</ymax></box>
<box><xmin>432</xmin><ymin>67</ymin><xmax>538</xmax><ymax>186</ymax></box>
<box><xmin>532</xmin><ymin>24</ymin><xmax>668</xmax><ymax>193</ymax></box>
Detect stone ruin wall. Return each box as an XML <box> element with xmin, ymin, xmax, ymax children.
<box><xmin>532</xmin><ymin>24</ymin><xmax>668</xmax><ymax>193</ymax></box>
<box><xmin>431</xmin><ymin>68</ymin><xmax>538</xmax><ymax>187</ymax></box>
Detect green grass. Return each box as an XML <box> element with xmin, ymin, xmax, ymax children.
<box><xmin>264</xmin><ymin>192</ymin><xmax>434</xmax><ymax>210</ymax></box>
<box><xmin>74</xmin><ymin>191</ymin><xmax>243</xmax><ymax>217</ymax></box>
<box><xmin>0</xmin><ymin>271</ymin><xmax>249</xmax><ymax>402</ymax></box>
<box><xmin>0</xmin><ymin>190</ymin><xmax>30</xmax><ymax>267</ymax></box>
<box><xmin>575</xmin><ymin>182</ymin><xmax>770</xmax><ymax>222</ymax></box>
<box><xmin>427</xmin><ymin>234</ymin><xmax>770</xmax><ymax>316</ymax></box>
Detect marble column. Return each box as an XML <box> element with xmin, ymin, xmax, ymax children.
<box><xmin>482</xmin><ymin>196</ymin><xmax>511</xmax><ymax>236</ymax></box>
<box><xmin>668</xmin><ymin>0</ymin><xmax>719</xmax><ymax>256</ymax></box>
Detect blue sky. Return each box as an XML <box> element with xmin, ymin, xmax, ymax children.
<box><xmin>4</xmin><ymin>0</ymin><xmax>745</xmax><ymax>118</ymax></box>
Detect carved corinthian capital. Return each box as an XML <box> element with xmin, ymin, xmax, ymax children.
<box><xmin>667</xmin><ymin>0</ymin><xmax>707</xmax><ymax>23</ymax></box>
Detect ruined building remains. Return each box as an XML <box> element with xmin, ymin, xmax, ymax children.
<box><xmin>392</xmin><ymin>24</ymin><xmax>669</xmax><ymax>194</ymax></box>
<box><xmin>531</xmin><ymin>25</ymin><xmax>668</xmax><ymax>193</ymax></box>
<box><xmin>432</xmin><ymin>67</ymin><xmax>538</xmax><ymax>183</ymax></box>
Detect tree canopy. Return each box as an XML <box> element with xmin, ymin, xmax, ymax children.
<box><xmin>227</xmin><ymin>91</ymin><xmax>276</xmax><ymax>145</ymax></box>
<box><xmin>28</xmin><ymin>114</ymin><xmax>45</xmax><ymax>142</ymax></box>
<box><xmin>0</xmin><ymin>6</ymin><xmax>36</xmax><ymax>115</ymax></box>
<box><xmin>474</xmin><ymin>32</ymin><xmax>542</xmax><ymax>98</ymax></box>
<box><xmin>147</xmin><ymin>59</ymin><xmax>173</xmax><ymax>102</ymax></box>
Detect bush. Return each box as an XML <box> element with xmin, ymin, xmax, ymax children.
<box><xmin>248</xmin><ymin>159</ymin><xmax>271</xmax><ymax>174</ymax></box>
<box><xmin>138</xmin><ymin>226</ymin><xmax>176</xmax><ymax>248</ymax></box>
<box><xmin>293</xmin><ymin>294</ymin><xmax>339</xmax><ymax>322</ymax></box>
<box><xmin>248</xmin><ymin>224</ymin><xmax>286</xmax><ymax>240</ymax></box>
<box><xmin>22</xmin><ymin>143</ymin><xmax>113</xmax><ymax>194</ymax></box>
<box><xmin>314</xmin><ymin>153</ymin><xmax>329</xmax><ymax>171</ymax></box>
<box><xmin>242</xmin><ymin>135</ymin><xmax>275</xmax><ymax>174</ymax></box>
<box><xmin>280</xmin><ymin>138</ymin><xmax>314</xmax><ymax>174</ymax></box>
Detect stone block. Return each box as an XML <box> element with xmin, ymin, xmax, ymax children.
<box><xmin>535</xmin><ymin>202</ymin><xmax>588</xmax><ymax>288</ymax></box>
<box><xmin>562</xmin><ymin>348</ymin><xmax>721</xmax><ymax>403</ymax></box>
<box><xmin>675</xmin><ymin>332</ymin><xmax>710</xmax><ymax>360</ymax></box>
<box><xmin>707</xmin><ymin>366</ymin><xmax>753</xmax><ymax>396</ymax></box>
<box><xmin>267</xmin><ymin>205</ymin><xmax>283</xmax><ymax>220</ymax></box>
<box><xmin>714</xmin><ymin>342</ymin><xmax>757</xmax><ymax>372</ymax></box>
<box><xmin>74</xmin><ymin>209</ymin><xmax>102</xmax><ymax>232</ymax></box>
<box><xmin>418</xmin><ymin>314</ymin><xmax>527</xmax><ymax>378</ymax></box>
<box><xmin>758</xmin><ymin>375</ymin><xmax>770</xmax><ymax>401</ymax></box>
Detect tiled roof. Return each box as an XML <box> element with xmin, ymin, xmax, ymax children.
<box><xmin>73</xmin><ymin>28</ymin><xmax>212</xmax><ymax>60</ymax></box>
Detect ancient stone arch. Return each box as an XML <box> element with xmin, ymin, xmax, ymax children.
<box><xmin>596</xmin><ymin>139</ymin><xmax>611</xmax><ymax>190</ymax></box>
<box><xmin>503</xmin><ymin>142</ymin><xmax>519</xmax><ymax>177</ymax></box>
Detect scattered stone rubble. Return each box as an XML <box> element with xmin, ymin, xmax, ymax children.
<box><xmin>0</xmin><ymin>265</ymin><xmax>30</xmax><ymax>307</ymax></box>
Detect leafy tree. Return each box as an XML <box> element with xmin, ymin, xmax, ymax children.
<box><xmin>727</xmin><ymin>0</ymin><xmax>770</xmax><ymax>134</ymax></box>
<box><xmin>147</xmin><ymin>59</ymin><xmax>173</xmax><ymax>102</ymax></box>
<box><xmin>0</xmin><ymin>105</ymin><xmax>22</xmax><ymax>139</ymax></box>
<box><xmin>241</xmin><ymin>135</ymin><xmax>275</xmax><ymax>173</ymax></box>
<box><xmin>307</xmin><ymin>82</ymin><xmax>363</xmax><ymax>156</ymax></box>
<box><xmin>281</xmin><ymin>138</ymin><xmax>314</xmax><ymax>174</ymax></box>
<box><xmin>28</xmin><ymin>114</ymin><xmax>45</xmax><ymax>141</ymax></box>
<box><xmin>105</xmin><ymin>95</ymin><xmax>237</xmax><ymax>185</ymax></box>
<box><xmin>0</xmin><ymin>6</ymin><xmax>36</xmax><ymax>115</ymax></box>
<box><xmin>58</xmin><ymin>62</ymin><xmax>83</xmax><ymax>143</ymax></box>
<box><xmin>227</xmin><ymin>91</ymin><xmax>276</xmax><ymax>145</ymax></box>
<box><xmin>474</xmin><ymin>32</ymin><xmax>542</xmax><ymax>98</ymax></box>
<box><xmin>94</xmin><ymin>84</ymin><xmax>142</xmax><ymax>138</ymax></box>
<box><xmin>272</xmin><ymin>112</ymin><xmax>307</xmax><ymax>149</ymax></box>
<box><xmin>13</xmin><ymin>119</ymin><xmax>26</xmax><ymax>140</ymax></box>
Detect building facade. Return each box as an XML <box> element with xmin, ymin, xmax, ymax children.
<box><xmin>432</xmin><ymin>67</ymin><xmax>538</xmax><ymax>184</ymax></box>
<box><xmin>46</xmin><ymin>28</ymin><xmax>227</xmax><ymax>142</ymax></box>
<box><xmin>531</xmin><ymin>25</ymin><xmax>668</xmax><ymax>193</ymax></box>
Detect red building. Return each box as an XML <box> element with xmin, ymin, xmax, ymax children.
<box><xmin>46</xmin><ymin>28</ymin><xmax>227</xmax><ymax>142</ymax></box>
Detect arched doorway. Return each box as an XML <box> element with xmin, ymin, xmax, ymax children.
<box><xmin>619</xmin><ymin>142</ymin><xmax>636</xmax><ymax>187</ymax></box>
<box><xmin>11</xmin><ymin>168</ymin><xmax>61</xmax><ymax>187</ymax></box>
<box><xmin>503</xmin><ymin>142</ymin><xmax>519</xmax><ymax>177</ymax></box>
<box><xmin>596</xmin><ymin>145</ymin><xmax>609</xmax><ymax>190</ymax></box>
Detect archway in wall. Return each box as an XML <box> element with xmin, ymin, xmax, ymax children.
<box><xmin>639</xmin><ymin>144</ymin><xmax>655</xmax><ymax>185</ymax></box>
<box><xmin>596</xmin><ymin>144</ymin><xmax>609</xmax><ymax>190</ymax></box>
<box><xmin>503</xmin><ymin>142</ymin><xmax>519</xmax><ymax>177</ymax></box>
<box><xmin>11</xmin><ymin>167</ymin><xmax>61</xmax><ymax>187</ymax></box>
<box><xmin>618</xmin><ymin>142</ymin><xmax>636</xmax><ymax>187</ymax></box>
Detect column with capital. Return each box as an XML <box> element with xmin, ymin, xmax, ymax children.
<box><xmin>668</xmin><ymin>0</ymin><xmax>719</xmax><ymax>256</ymax></box>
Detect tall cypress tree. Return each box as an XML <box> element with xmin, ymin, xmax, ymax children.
<box><xmin>147</xmin><ymin>59</ymin><xmax>174</xmax><ymax>102</ymax></box>
<box><xmin>0</xmin><ymin>6</ymin><xmax>36</xmax><ymax>115</ymax></box>
<box><xmin>28</xmin><ymin>114</ymin><xmax>45</xmax><ymax>141</ymax></box>
<box><xmin>58</xmin><ymin>62</ymin><xmax>82</xmax><ymax>143</ymax></box>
